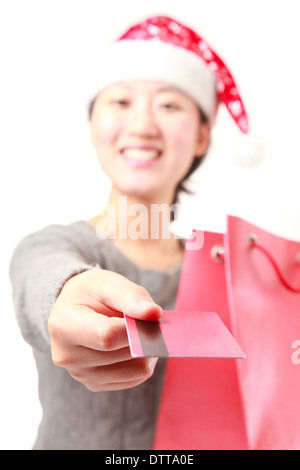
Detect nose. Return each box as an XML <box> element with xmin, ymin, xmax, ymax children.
<box><xmin>125</xmin><ymin>100</ymin><xmax>159</xmax><ymax>138</ymax></box>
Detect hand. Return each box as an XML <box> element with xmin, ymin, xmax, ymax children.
<box><xmin>48</xmin><ymin>269</ymin><xmax>162</xmax><ymax>391</ymax></box>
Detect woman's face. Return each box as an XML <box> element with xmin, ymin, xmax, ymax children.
<box><xmin>90</xmin><ymin>79</ymin><xmax>210</xmax><ymax>202</ymax></box>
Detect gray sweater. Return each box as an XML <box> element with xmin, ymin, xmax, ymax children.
<box><xmin>9</xmin><ymin>221</ymin><xmax>181</xmax><ymax>450</ymax></box>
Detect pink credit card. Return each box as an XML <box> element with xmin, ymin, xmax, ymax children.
<box><xmin>124</xmin><ymin>311</ymin><xmax>245</xmax><ymax>358</ymax></box>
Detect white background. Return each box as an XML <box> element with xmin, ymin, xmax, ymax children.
<box><xmin>1</xmin><ymin>0</ymin><xmax>300</xmax><ymax>449</ymax></box>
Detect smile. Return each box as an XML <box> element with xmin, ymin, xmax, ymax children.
<box><xmin>120</xmin><ymin>147</ymin><xmax>161</xmax><ymax>168</ymax></box>
<box><xmin>121</xmin><ymin>147</ymin><xmax>161</xmax><ymax>160</ymax></box>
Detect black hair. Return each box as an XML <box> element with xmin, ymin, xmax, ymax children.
<box><xmin>172</xmin><ymin>107</ymin><xmax>209</xmax><ymax>206</ymax></box>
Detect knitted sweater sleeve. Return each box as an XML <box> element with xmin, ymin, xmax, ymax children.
<box><xmin>9</xmin><ymin>222</ymin><xmax>100</xmax><ymax>353</ymax></box>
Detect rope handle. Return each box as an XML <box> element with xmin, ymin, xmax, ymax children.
<box><xmin>248</xmin><ymin>233</ymin><xmax>300</xmax><ymax>293</ymax></box>
<box><xmin>211</xmin><ymin>236</ymin><xmax>300</xmax><ymax>293</ymax></box>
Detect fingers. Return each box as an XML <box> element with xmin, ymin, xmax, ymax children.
<box><xmin>51</xmin><ymin>344</ymin><xmax>133</xmax><ymax>369</ymax></box>
<box><xmin>49</xmin><ymin>304</ymin><xmax>129</xmax><ymax>352</ymax></box>
<box><xmin>50</xmin><ymin>307</ymin><xmax>159</xmax><ymax>391</ymax></box>
<box><xmin>48</xmin><ymin>269</ymin><xmax>162</xmax><ymax>392</ymax></box>
<box><xmin>70</xmin><ymin>357</ymin><xmax>158</xmax><ymax>392</ymax></box>
<box><xmin>65</xmin><ymin>269</ymin><xmax>163</xmax><ymax>321</ymax></box>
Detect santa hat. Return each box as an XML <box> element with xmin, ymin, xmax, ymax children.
<box><xmin>88</xmin><ymin>16</ymin><xmax>263</xmax><ymax>163</ymax></box>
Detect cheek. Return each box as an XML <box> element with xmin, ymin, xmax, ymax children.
<box><xmin>167</xmin><ymin>123</ymin><xmax>199</xmax><ymax>168</ymax></box>
<box><xmin>91</xmin><ymin>113</ymin><xmax>120</xmax><ymax>151</ymax></box>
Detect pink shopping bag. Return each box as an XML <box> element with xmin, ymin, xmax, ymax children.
<box><xmin>153</xmin><ymin>215</ymin><xmax>300</xmax><ymax>450</ymax></box>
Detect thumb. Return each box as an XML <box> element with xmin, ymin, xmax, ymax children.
<box><xmin>81</xmin><ymin>269</ymin><xmax>163</xmax><ymax>321</ymax></box>
<box><xmin>127</xmin><ymin>299</ymin><xmax>163</xmax><ymax>321</ymax></box>
<box><xmin>117</xmin><ymin>281</ymin><xmax>163</xmax><ymax>321</ymax></box>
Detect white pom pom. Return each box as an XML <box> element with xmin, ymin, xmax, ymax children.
<box><xmin>234</xmin><ymin>131</ymin><xmax>265</xmax><ymax>167</ymax></box>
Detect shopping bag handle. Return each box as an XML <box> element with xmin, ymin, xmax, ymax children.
<box><xmin>248</xmin><ymin>233</ymin><xmax>300</xmax><ymax>293</ymax></box>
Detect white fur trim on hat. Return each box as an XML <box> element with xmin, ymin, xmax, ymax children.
<box><xmin>87</xmin><ymin>39</ymin><xmax>217</xmax><ymax>124</ymax></box>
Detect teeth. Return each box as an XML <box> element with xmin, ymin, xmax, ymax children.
<box><xmin>122</xmin><ymin>148</ymin><xmax>160</xmax><ymax>160</ymax></box>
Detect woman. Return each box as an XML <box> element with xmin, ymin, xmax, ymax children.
<box><xmin>9</xmin><ymin>16</ymin><xmax>248</xmax><ymax>449</ymax></box>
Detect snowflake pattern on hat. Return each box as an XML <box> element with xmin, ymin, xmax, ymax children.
<box><xmin>119</xmin><ymin>16</ymin><xmax>248</xmax><ymax>133</ymax></box>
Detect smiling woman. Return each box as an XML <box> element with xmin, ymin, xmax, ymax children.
<box><xmin>9</xmin><ymin>15</ymin><xmax>249</xmax><ymax>450</ymax></box>
<box><xmin>89</xmin><ymin>80</ymin><xmax>210</xmax><ymax>208</ymax></box>
<box><xmin>88</xmin><ymin>82</ymin><xmax>210</xmax><ymax>204</ymax></box>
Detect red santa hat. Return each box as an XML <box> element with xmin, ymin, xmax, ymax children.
<box><xmin>89</xmin><ymin>15</ymin><xmax>249</xmax><ymax>135</ymax></box>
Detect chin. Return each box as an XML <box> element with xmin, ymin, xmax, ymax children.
<box><xmin>116</xmin><ymin>183</ymin><xmax>162</xmax><ymax>201</ymax></box>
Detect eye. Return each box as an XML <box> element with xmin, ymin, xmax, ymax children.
<box><xmin>110</xmin><ymin>98</ymin><xmax>130</xmax><ymax>108</ymax></box>
<box><xmin>159</xmin><ymin>102</ymin><xmax>181</xmax><ymax>111</ymax></box>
